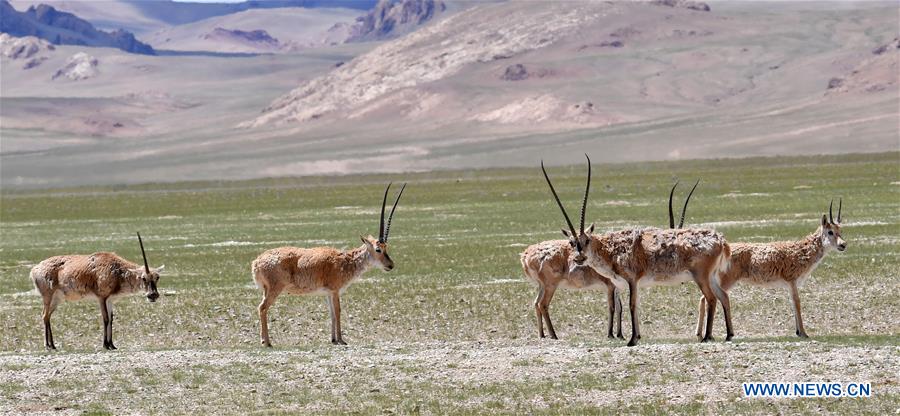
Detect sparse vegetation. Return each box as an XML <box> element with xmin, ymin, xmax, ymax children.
<box><xmin>0</xmin><ymin>153</ymin><xmax>898</xmax><ymax>414</ymax></box>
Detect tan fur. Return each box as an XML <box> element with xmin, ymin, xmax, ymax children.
<box><xmin>579</xmin><ymin>227</ymin><xmax>732</xmax><ymax>345</ymax></box>
<box><xmin>697</xmin><ymin>221</ymin><xmax>845</xmax><ymax>338</ymax></box>
<box><xmin>30</xmin><ymin>252</ymin><xmax>161</xmax><ymax>350</ymax></box>
<box><xmin>520</xmin><ymin>240</ymin><xmax>623</xmax><ymax>339</ymax></box>
<box><xmin>252</xmin><ymin>235</ymin><xmax>392</xmax><ymax>346</ymax></box>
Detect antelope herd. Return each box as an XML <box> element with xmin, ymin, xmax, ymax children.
<box><xmin>28</xmin><ymin>157</ymin><xmax>847</xmax><ymax>349</ymax></box>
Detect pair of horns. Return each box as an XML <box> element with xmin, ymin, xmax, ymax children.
<box><xmin>378</xmin><ymin>182</ymin><xmax>406</xmax><ymax>243</ymax></box>
<box><xmin>137</xmin><ymin>232</ymin><xmax>150</xmax><ymax>274</ymax></box>
<box><xmin>668</xmin><ymin>179</ymin><xmax>699</xmax><ymax>229</ymax></box>
<box><xmin>828</xmin><ymin>198</ymin><xmax>842</xmax><ymax>224</ymax></box>
<box><xmin>541</xmin><ymin>154</ymin><xmax>591</xmax><ymax>249</ymax></box>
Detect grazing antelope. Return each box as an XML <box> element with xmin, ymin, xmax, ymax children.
<box><xmin>253</xmin><ymin>183</ymin><xmax>406</xmax><ymax>346</ymax></box>
<box><xmin>541</xmin><ymin>159</ymin><xmax>732</xmax><ymax>346</ymax></box>
<box><xmin>521</xmin><ymin>155</ymin><xmax>624</xmax><ymax>340</ymax></box>
<box><xmin>30</xmin><ymin>233</ymin><xmax>163</xmax><ymax>350</ymax></box>
<box><xmin>696</xmin><ymin>199</ymin><xmax>847</xmax><ymax>339</ymax></box>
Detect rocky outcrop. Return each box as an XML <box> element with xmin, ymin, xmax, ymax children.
<box><xmin>652</xmin><ymin>0</ymin><xmax>711</xmax><ymax>12</ymax></box>
<box><xmin>52</xmin><ymin>52</ymin><xmax>98</xmax><ymax>81</ymax></box>
<box><xmin>872</xmin><ymin>37</ymin><xmax>899</xmax><ymax>55</ymax></box>
<box><xmin>0</xmin><ymin>33</ymin><xmax>54</xmax><ymax>59</ymax></box>
<box><xmin>203</xmin><ymin>27</ymin><xmax>281</xmax><ymax>50</ymax></box>
<box><xmin>348</xmin><ymin>0</ymin><xmax>446</xmax><ymax>42</ymax></box>
<box><xmin>0</xmin><ymin>33</ymin><xmax>55</xmax><ymax>69</ymax></box>
<box><xmin>0</xmin><ymin>1</ymin><xmax>155</xmax><ymax>55</ymax></box>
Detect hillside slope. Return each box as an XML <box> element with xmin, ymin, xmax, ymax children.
<box><xmin>143</xmin><ymin>8</ymin><xmax>361</xmax><ymax>53</ymax></box>
<box><xmin>1</xmin><ymin>1</ymin><xmax>897</xmax><ymax>187</ymax></box>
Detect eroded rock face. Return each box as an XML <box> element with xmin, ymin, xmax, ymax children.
<box><xmin>52</xmin><ymin>52</ymin><xmax>99</xmax><ymax>81</ymax></box>
<box><xmin>348</xmin><ymin>0</ymin><xmax>447</xmax><ymax>42</ymax></box>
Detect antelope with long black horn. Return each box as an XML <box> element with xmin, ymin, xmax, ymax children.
<box><xmin>520</xmin><ymin>155</ymin><xmax>624</xmax><ymax>340</ymax></box>
<box><xmin>541</xmin><ymin>158</ymin><xmax>732</xmax><ymax>346</ymax></box>
<box><xmin>252</xmin><ymin>182</ymin><xmax>407</xmax><ymax>346</ymax></box>
<box><xmin>30</xmin><ymin>232</ymin><xmax>164</xmax><ymax>350</ymax></box>
<box><xmin>696</xmin><ymin>199</ymin><xmax>846</xmax><ymax>339</ymax></box>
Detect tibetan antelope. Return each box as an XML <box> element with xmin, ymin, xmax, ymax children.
<box><xmin>30</xmin><ymin>233</ymin><xmax>163</xmax><ymax>350</ymax></box>
<box><xmin>252</xmin><ymin>183</ymin><xmax>406</xmax><ymax>346</ymax></box>
<box><xmin>521</xmin><ymin>155</ymin><xmax>624</xmax><ymax>340</ymax></box>
<box><xmin>696</xmin><ymin>199</ymin><xmax>847</xmax><ymax>339</ymax></box>
<box><xmin>541</xmin><ymin>159</ymin><xmax>732</xmax><ymax>346</ymax></box>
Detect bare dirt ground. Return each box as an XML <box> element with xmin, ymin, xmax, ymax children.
<box><xmin>1</xmin><ymin>339</ymin><xmax>897</xmax><ymax>414</ymax></box>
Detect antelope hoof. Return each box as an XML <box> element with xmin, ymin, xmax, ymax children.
<box><xmin>549</xmin><ymin>334</ymin><xmax>558</xmax><ymax>340</ymax></box>
<box><xmin>332</xmin><ymin>339</ymin><xmax>347</xmax><ymax>345</ymax></box>
<box><xmin>46</xmin><ymin>344</ymin><xmax>56</xmax><ymax>351</ymax></box>
<box><xmin>726</xmin><ymin>334</ymin><xmax>734</xmax><ymax>342</ymax></box>
<box><xmin>261</xmin><ymin>340</ymin><xmax>272</xmax><ymax>348</ymax></box>
<box><xmin>797</xmin><ymin>332</ymin><xmax>809</xmax><ymax>339</ymax></box>
<box><xmin>617</xmin><ymin>334</ymin><xmax>625</xmax><ymax>340</ymax></box>
<box><xmin>701</xmin><ymin>336</ymin><xmax>715</xmax><ymax>343</ymax></box>
<box><xmin>108</xmin><ymin>343</ymin><xmax>117</xmax><ymax>350</ymax></box>
<box><xmin>607</xmin><ymin>333</ymin><xmax>615</xmax><ymax>340</ymax></box>
<box><xmin>627</xmin><ymin>338</ymin><xmax>638</xmax><ymax>347</ymax></box>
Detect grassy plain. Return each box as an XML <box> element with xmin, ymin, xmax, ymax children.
<box><xmin>0</xmin><ymin>153</ymin><xmax>898</xmax><ymax>414</ymax></box>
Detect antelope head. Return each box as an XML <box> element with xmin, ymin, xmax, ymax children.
<box><xmin>361</xmin><ymin>182</ymin><xmax>406</xmax><ymax>272</ymax></box>
<box><xmin>134</xmin><ymin>232</ymin><xmax>164</xmax><ymax>302</ymax></box>
<box><xmin>541</xmin><ymin>155</ymin><xmax>594</xmax><ymax>266</ymax></box>
<box><xmin>821</xmin><ymin>198</ymin><xmax>846</xmax><ymax>252</ymax></box>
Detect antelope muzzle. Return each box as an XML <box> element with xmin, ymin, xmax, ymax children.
<box><xmin>147</xmin><ymin>282</ymin><xmax>159</xmax><ymax>302</ymax></box>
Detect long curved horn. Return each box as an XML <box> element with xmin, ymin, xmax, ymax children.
<box><xmin>837</xmin><ymin>198</ymin><xmax>842</xmax><ymax>223</ymax></box>
<box><xmin>668</xmin><ymin>181</ymin><xmax>678</xmax><ymax>229</ymax></box>
<box><xmin>580</xmin><ymin>154</ymin><xmax>591</xmax><ymax>233</ymax></box>
<box><xmin>383</xmin><ymin>183</ymin><xmax>406</xmax><ymax>242</ymax></box>
<box><xmin>137</xmin><ymin>232</ymin><xmax>150</xmax><ymax>274</ymax></box>
<box><xmin>679</xmin><ymin>179</ymin><xmax>699</xmax><ymax>229</ymax></box>
<box><xmin>541</xmin><ymin>161</ymin><xmax>579</xmax><ymax>244</ymax></box>
<box><xmin>378</xmin><ymin>183</ymin><xmax>391</xmax><ymax>242</ymax></box>
<box><xmin>829</xmin><ymin>199</ymin><xmax>834</xmax><ymax>224</ymax></box>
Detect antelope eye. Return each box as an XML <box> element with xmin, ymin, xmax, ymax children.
<box><xmin>375</xmin><ymin>248</ymin><xmax>382</xmax><ymax>253</ymax></box>
<box><xmin>828</xmin><ymin>230</ymin><xmax>834</xmax><ymax>236</ymax></box>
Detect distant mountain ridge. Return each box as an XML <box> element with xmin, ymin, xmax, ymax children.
<box><xmin>0</xmin><ymin>0</ymin><xmax>154</xmax><ymax>54</ymax></box>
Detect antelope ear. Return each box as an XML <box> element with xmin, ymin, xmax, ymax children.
<box><xmin>586</xmin><ymin>223</ymin><xmax>595</xmax><ymax>234</ymax></box>
<box><xmin>155</xmin><ymin>265</ymin><xmax>165</xmax><ymax>273</ymax></box>
<box><xmin>821</xmin><ymin>214</ymin><xmax>828</xmax><ymax>227</ymax></box>
<box><xmin>561</xmin><ymin>229</ymin><xmax>571</xmax><ymax>237</ymax></box>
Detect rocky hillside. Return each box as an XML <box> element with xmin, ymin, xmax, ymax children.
<box><xmin>245</xmin><ymin>1</ymin><xmax>598</xmax><ymax>126</ymax></box>
<box><xmin>826</xmin><ymin>37</ymin><xmax>899</xmax><ymax>96</ymax></box>
<box><xmin>0</xmin><ymin>0</ymin><xmax>154</xmax><ymax>54</ymax></box>
<box><xmin>346</xmin><ymin>0</ymin><xmax>447</xmax><ymax>42</ymax></box>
